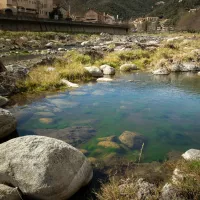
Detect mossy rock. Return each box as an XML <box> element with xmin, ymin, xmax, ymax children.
<box><xmin>119</xmin><ymin>131</ymin><xmax>145</xmax><ymax>149</ymax></box>
<box><xmin>97</xmin><ymin>135</ymin><xmax>117</xmax><ymax>142</ymax></box>
<box><xmin>98</xmin><ymin>141</ymin><xmax>121</xmax><ymax>149</ymax></box>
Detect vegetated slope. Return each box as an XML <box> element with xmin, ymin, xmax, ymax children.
<box><xmin>64</xmin><ymin>0</ymin><xmax>156</xmax><ymax>20</ymax></box>
<box><xmin>149</xmin><ymin>0</ymin><xmax>200</xmax><ymax>24</ymax></box>
<box><xmin>176</xmin><ymin>9</ymin><xmax>200</xmax><ymax>31</ymax></box>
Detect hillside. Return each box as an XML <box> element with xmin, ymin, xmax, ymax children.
<box><xmin>63</xmin><ymin>0</ymin><xmax>156</xmax><ymax>20</ymax></box>
<box><xmin>62</xmin><ymin>0</ymin><xmax>200</xmax><ymax>27</ymax></box>
<box><xmin>149</xmin><ymin>0</ymin><xmax>200</xmax><ymax>24</ymax></box>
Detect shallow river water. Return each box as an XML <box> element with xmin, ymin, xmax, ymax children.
<box><xmin>10</xmin><ymin>72</ymin><xmax>200</xmax><ymax>163</ymax></box>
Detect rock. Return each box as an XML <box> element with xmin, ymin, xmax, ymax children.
<box><xmin>61</xmin><ymin>79</ymin><xmax>79</xmax><ymax>88</ymax></box>
<box><xmin>97</xmin><ymin>135</ymin><xmax>117</xmax><ymax>142</ymax></box>
<box><xmin>100</xmin><ymin>64</ymin><xmax>115</xmax><ymax>75</ymax></box>
<box><xmin>161</xmin><ymin>183</ymin><xmax>181</xmax><ymax>200</ymax></box>
<box><xmin>0</xmin><ymin>96</ymin><xmax>8</xmax><ymax>107</ymax></box>
<box><xmin>168</xmin><ymin>64</ymin><xmax>181</xmax><ymax>72</ymax></box>
<box><xmin>0</xmin><ymin>108</ymin><xmax>17</xmax><ymax>139</ymax></box>
<box><xmin>119</xmin><ymin>131</ymin><xmax>145</xmax><ymax>149</ymax></box>
<box><xmin>39</xmin><ymin>118</ymin><xmax>53</xmax><ymax>124</ymax></box>
<box><xmin>98</xmin><ymin>141</ymin><xmax>120</xmax><ymax>149</ymax></box>
<box><xmin>19</xmin><ymin>36</ymin><xmax>28</xmax><ymax>42</ymax></box>
<box><xmin>120</xmin><ymin>64</ymin><xmax>138</xmax><ymax>72</ymax></box>
<box><xmin>0</xmin><ymin>60</ymin><xmax>6</xmax><ymax>72</ymax></box>
<box><xmin>34</xmin><ymin>126</ymin><xmax>96</xmax><ymax>146</ymax></box>
<box><xmin>152</xmin><ymin>67</ymin><xmax>170</xmax><ymax>75</ymax></box>
<box><xmin>46</xmin><ymin>67</ymin><xmax>55</xmax><ymax>72</ymax></box>
<box><xmin>58</xmin><ymin>48</ymin><xmax>65</xmax><ymax>51</ymax></box>
<box><xmin>118</xmin><ymin>178</ymin><xmax>156</xmax><ymax>200</ymax></box>
<box><xmin>180</xmin><ymin>62</ymin><xmax>200</xmax><ymax>72</ymax></box>
<box><xmin>84</xmin><ymin>66</ymin><xmax>103</xmax><ymax>77</ymax></box>
<box><xmin>97</xmin><ymin>78</ymin><xmax>113</xmax><ymax>82</ymax></box>
<box><xmin>0</xmin><ymin>136</ymin><xmax>93</xmax><ymax>200</ymax></box>
<box><xmin>172</xmin><ymin>168</ymin><xmax>184</xmax><ymax>185</ymax></box>
<box><xmin>182</xmin><ymin>149</ymin><xmax>200</xmax><ymax>161</ymax></box>
<box><xmin>136</xmin><ymin>178</ymin><xmax>157</xmax><ymax>200</ymax></box>
<box><xmin>0</xmin><ymin>184</ymin><xmax>21</xmax><ymax>200</ymax></box>
<box><xmin>81</xmin><ymin>41</ymin><xmax>92</xmax><ymax>46</ymax></box>
<box><xmin>198</xmin><ymin>72</ymin><xmax>200</xmax><ymax>76</ymax></box>
<box><xmin>5</xmin><ymin>65</ymin><xmax>14</xmax><ymax>72</ymax></box>
<box><xmin>45</xmin><ymin>42</ymin><xmax>54</xmax><ymax>48</ymax></box>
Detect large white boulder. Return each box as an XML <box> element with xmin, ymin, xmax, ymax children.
<box><xmin>0</xmin><ymin>184</ymin><xmax>21</xmax><ymax>200</ymax></box>
<box><xmin>84</xmin><ymin>66</ymin><xmax>103</xmax><ymax>77</ymax></box>
<box><xmin>182</xmin><ymin>149</ymin><xmax>200</xmax><ymax>161</ymax></box>
<box><xmin>0</xmin><ymin>108</ymin><xmax>17</xmax><ymax>139</ymax></box>
<box><xmin>120</xmin><ymin>64</ymin><xmax>138</xmax><ymax>72</ymax></box>
<box><xmin>0</xmin><ymin>136</ymin><xmax>93</xmax><ymax>200</ymax></box>
<box><xmin>100</xmin><ymin>65</ymin><xmax>115</xmax><ymax>75</ymax></box>
<box><xmin>152</xmin><ymin>67</ymin><xmax>170</xmax><ymax>75</ymax></box>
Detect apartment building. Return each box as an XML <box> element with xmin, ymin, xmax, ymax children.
<box><xmin>0</xmin><ymin>0</ymin><xmax>54</xmax><ymax>18</ymax></box>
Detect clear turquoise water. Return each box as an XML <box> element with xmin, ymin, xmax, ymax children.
<box><xmin>10</xmin><ymin>72</ymin><xmax>200</xmax><ymax>162</ymax></box>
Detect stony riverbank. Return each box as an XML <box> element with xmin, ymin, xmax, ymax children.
<box><xmin>0</xmin><ymin>31</ymin><xmax>200</xmax><ymax>199</ymax></box>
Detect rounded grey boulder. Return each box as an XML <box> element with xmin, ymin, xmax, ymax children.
<box><xmin>0</xmin><ymin>108</ymin><xmax>17</xmax><ymax>139</ymax></box>
<box><xmin>84</xmin><ymin>66</ymin><xmax>103</xmax><ymax>77</ymax></box>
<box><xmin>0</xmin><ymin>136</ymin><xmax>93</xmax><ymax>200</ymax></box>
<box><xmin>100</xmin><ymin>65</ymin><xmax>115</xmax><ymax>75</ymax></box>
<box><xmin>0</xmin><ymin>96</ymin><xmax>8</xmax><ymax>107</ymax></box>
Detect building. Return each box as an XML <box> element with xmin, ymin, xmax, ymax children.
<box><xmin>84</xmin><ymin>9</ymin><xmax>105</xmax><ymax>23</ymax></box>
<box><xmin>132</xmin><ymin>17</ymin><xmax>159</xmax><ymax>32</ymax></box>
<box><xmin>0</xmin><ymin>0</ymin><xmax>54</xmax><ymax>18</ymax></box>
<box><xmin>105</xmin><ymin>14</ymin><xmax>115</xmax><ymax>24</ymax></box>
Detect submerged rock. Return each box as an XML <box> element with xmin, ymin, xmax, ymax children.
<box><xmin>182</xmin><ymin>149</ymin><xmax>200</xmax><ymax>161</ymax></box>
<box><xmin>119</xmin><ymin>131</ymin><xmax>145</xmax><ymax>149</ymax></box>
<box><xmin>98</xmin><ymin>141</ymin><xmax>120</xmax><ymax>149</ymax></box>
<box><xmin>120</xmin><ymin>64</ymin><xmax>138</xmax><ymax>72</ymax></box>
<box><xmin>100</xmin><ymin>64</ymin><xmax>115</xmax><ymax>75</ymax></box>
<box><xmin>0</xmin><ymin>136</ymin><xmax>93</xmax><ymax>200</ymax></box>
<box><xmin>34</xmin><ymin>126</ymin><xmax>96</xmax><ymax>146</ymax></box>
<box><xmin>39</xmin><ymin>118</ymin><xmax>54</xmax><ymax>124</ymax></box>
<box><xmin>84</xmin><ymin>66</ymin><xmax>103</xmax><ymax>77</ymax></box>
<box><xmin>0</xmin><ymin>96</ymin><xmax>8</xmax><ymax>107</ymax></box>
<box><xmin>0</xmin><ymin>108</ymin><xmax>17</xmax><ymax>139</ymax></box>
<box><xmin>0</xmin><ymin>184</ymin><xmax>20</xmax><ymax>200</ymax></box>
<box><xmin>152</xmin><ymin>67</ymin><xmax>170</xmax><ymax>75</ymax></box>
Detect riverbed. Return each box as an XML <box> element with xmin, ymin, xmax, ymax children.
<box><xmin>8</xmin><ymin>71</ymin><xmax>200</xmax><ymax>163</ymax></box>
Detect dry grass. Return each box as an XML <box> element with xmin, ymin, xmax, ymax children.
<box><xmin>96</xmin><ymin>177</ymin><xmax>137</xmax><ymax>200</ymax></box>
<box><xmin>175</xmin><ymin>159</ymin><xmax>200</xmax><ymax>200</ymax></box>
<box><xmin>17</xmin><ymin>50</ymin><xmax>93</xmax><ymax>93</ymax></box>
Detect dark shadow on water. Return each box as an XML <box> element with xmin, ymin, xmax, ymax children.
<box><xmin>69</xmin><ymin>168</ymin><xmax>109</xmax><ymax>200</ymax></box>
